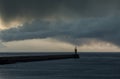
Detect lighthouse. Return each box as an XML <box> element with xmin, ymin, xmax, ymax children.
<box><xmin>75</xmin><ymin>46</ymin><xmax>77</xmax><ymax>55</ymax></box>
<box><xmin>74</xmin><ymin>46</ymin><xmax>79</xmax><ymax>58</ymax></box>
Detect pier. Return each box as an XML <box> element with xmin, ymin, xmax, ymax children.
<box><xmin>0</xmin><ymin>54</ymin><xmax>79</xmax><ymax>65</ymax></box>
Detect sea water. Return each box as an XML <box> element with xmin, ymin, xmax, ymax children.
<box><xmin>0</xmin><ymin>52</ymin><xmax>120</xmax><ymax>79</ymax></box>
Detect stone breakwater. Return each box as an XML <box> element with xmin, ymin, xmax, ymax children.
<box><xmin>0</xmin><ymin>54</ymin><xmax>79</xmax><ymax>65</ymax></box>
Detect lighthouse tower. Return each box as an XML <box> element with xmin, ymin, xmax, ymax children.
<box><xmin>75</xmin><ymin>46</ymin><xmax>77</xmax><ymax>55</ymax></box>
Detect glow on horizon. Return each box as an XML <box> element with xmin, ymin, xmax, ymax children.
<box><xmin>0</xmin><ymin>38</ymin><xmax>120</xmax><ymax>52</ymax></box>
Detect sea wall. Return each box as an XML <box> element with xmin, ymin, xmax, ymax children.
<box><xmin>0</xmin><ymin>54</ymin><xmax>79</xmax><ymax>65</ymax></box>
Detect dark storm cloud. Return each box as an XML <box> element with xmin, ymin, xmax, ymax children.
<box><xmin>0</xmin><ymin>0</ymin><xmax>61</xmax><ymax>23</ymax></box>
<box><xmin>1</xmin><ymin>0</ymin><xmax>120</xmax><ymax>46</ymax></box>
<box><xmin>1</xmin><ymin>16</ymin><xmax>120</xmax><ymax>46</ymax></box>
<box><xmin>1</xmin><ymin>0</ymin><xmax>120</xmax><ymax>22</ymax></box>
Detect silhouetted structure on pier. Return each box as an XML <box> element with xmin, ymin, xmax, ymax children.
<box><xmin>74</xmin><ymin>46</ymin><xmax>79</xmax><ymax>58</ymax></box>
<box><xmin>75</xmin><ymin>46</ymin><xmax>77</xmax><ymax>55</ymax></box>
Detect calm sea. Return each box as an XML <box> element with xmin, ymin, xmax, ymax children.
<box><xmin>0</xmin><ymin>52</ymin><xmax>120</xmax><ymax>79</ymax></box>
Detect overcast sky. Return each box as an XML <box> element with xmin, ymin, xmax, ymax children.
<box><xmin>0</xmin><ymin>0</ymin><xmax>120</xmax><ymax>52</ymax></box>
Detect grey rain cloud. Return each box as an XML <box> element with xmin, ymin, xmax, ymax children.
<box><xmin>1</xmin><ymin>16</ymin><xmax>120</xmax><ymax>46</ymax></box>
<box><xmin>1</xmin><ymin>0</ymin><xmax>120</xmax><ymax>23</ymax></box>
<box><xmin>1</xmin><ymin>0</ymin><xmax>120</xmax><ymax>46</ymax></box>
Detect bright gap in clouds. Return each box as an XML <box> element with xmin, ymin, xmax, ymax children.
<box><xmin>0</xmin><ymin>18</ymin><xmax>4</xmax><ymax>30</ymax></box>
<box><xmin>0</xmin><ymin>38</ymin><xmax>120</xmax><ymax>52</ymax></box>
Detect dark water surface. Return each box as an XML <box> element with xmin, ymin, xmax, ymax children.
<box><xmin>0</xmin><ymin>52</ymin><xmax>120</xmax><ymax>79</ymax></box>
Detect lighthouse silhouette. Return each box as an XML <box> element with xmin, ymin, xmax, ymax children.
<box><xmin>75</xmin><ymin>46</ymin><xmax>77</xmax><ymax>55</ymax></box>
